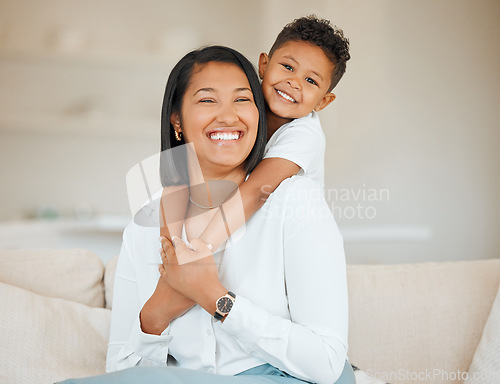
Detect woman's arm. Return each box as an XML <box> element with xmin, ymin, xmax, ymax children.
<box><xmin>106</xmin><ymin>225</ymin><xmax>194</xmax><ymax>372</ymax></box>
<box><xmin>159</xmin><ymin>185</ymin><xmax>189</xmax><ymax>240</ymax></box>
<box><xmin>198</xmin><ymin>158</ymin><xmax>300</xmax><ymax>250</ymax></box>
<box><xmin>139</xmin><ymin>266</ymin><xmax>195</xmax><ymax>335</ymax></box>
<box><xmin>219</xmin><ymin>178</ymin><xmax>348</xmax><ymax>384</ymax></box>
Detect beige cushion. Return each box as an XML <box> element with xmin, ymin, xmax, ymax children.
<box><xmin>0</xmin><ymin>248</ymin><xmax>105</xmax><ymax>307</ymax></box>
<box><xmin>464</xmin><ymin>283</ymin><xmax>500</xmax><ymax>383</ymax></box>
<box><xmin>104</xmin><ymin>255</ymin><xmax>119</xmax><ymax>309</ymax></box>
<box><xmin>347</xmin><ymin>259</ymin><xmax>500</xmax><ymax>384</ymax></box>
<box><xmin>0</xmin><ymin>281</ymin><xmax>111</xmax><ymax>384</ymax></box>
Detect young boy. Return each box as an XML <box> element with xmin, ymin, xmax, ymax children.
<box><xmin>160</xmin><ymin>15</ymin><xmax>350</xmax><ymax>257</ymax></box>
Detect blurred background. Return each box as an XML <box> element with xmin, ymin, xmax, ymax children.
<box><xmin>0</xmin><ymin>0</ymin><xmax>498</xmax><ymax>264</ymax></box>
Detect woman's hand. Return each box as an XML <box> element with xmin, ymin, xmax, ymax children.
<box><xmin>160</xmin><ymin>236</ymin><xmax>227</xmax><ymax>317</ymax></box>
<box><xmin>139</xmin><ymin>238</ymin><xmax>197</xmax><ymax>335</ymax></box>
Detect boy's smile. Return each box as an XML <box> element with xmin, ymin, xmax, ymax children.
<box><xmin>259</xmin><ymin>40</ymin><xmax>336</xmax><ymax>122</ymax></box>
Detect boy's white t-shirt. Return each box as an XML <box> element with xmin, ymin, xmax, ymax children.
<box><xmin>263</xmin><ymin>111</ymin><xmax>325</xmax><ymax>189</ymax></box>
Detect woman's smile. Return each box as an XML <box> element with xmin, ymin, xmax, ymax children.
<box><xmin>207</xmin><ymin>128</ymin><xmax>245</xmax><ymax>144</ymax></box>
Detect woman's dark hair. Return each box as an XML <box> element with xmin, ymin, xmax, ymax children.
<box><xmin>160</xmin><ymin>45</ymin><xmax>267</xmax><ymax>187</ymax></box>
<box><xmin>269</xmin><ymin>15</ymin><xmax>350</xmax><ymax>91</ymax></box>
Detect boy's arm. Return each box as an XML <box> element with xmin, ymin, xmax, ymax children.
<box><xmin>159</xmin><ymin>185</ymin><xmax>189</xmax><ymax>240</ymax></box>
<box><xmin>198</xmin><ymin>158</ymin><xmax>300</xmax><ymax>250</ymax></box>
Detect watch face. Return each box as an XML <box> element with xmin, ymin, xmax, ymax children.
<box><xmin>217</xmin><ymin>297</ymin><xmax>233</xmax><ymax>314</ymax></box>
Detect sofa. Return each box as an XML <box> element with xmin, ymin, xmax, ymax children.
<box><xmin>0</xmin><ymin>248</ymin><xmax>498</xmax><ymax>384</ymax></box>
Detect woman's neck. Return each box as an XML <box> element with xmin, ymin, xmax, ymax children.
<box><xmin>188</xmin><ymin>162</ymin><xmax>246</xmax><ymax>207</ymax></box>
<box><xmin>265</xmin><ymin>104</ymin><xmax>293</xmax><ymax>141</ymax></box>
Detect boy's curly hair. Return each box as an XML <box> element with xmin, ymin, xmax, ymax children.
<box><xmin>269</xmin><ymin>15</ymin><xmax>350</xmax><ymax>91</ymax></box>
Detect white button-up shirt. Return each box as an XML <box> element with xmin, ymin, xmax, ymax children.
<box><xmin>106</xmin><ymin>176</ymin><xmax>348</xmax><ymax>384</ymax></box>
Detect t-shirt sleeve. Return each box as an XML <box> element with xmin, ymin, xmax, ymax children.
<box><xmin>263</xmin><ymin>118</ymin><xmax>325</xmax><ymax>174</ymax></box>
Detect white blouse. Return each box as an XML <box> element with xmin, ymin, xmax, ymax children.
<box><xmin>106</xmin><ymin>176</ymin><xmax>349</xmax><ymax>384</ymax></box>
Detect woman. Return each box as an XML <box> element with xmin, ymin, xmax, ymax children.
<box><xmin>61</xmin><ymin>46</ymin><xmax>355</xmax><ymax>384</ymax></box>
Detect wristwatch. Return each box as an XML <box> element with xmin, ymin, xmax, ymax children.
<box><xmin>214</xmin><ymin>291</ymin><xmax>236</xmax><ymax>321</ymax></box>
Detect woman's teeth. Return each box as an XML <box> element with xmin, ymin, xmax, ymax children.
<box><xmin>209</xmin><ymin>132</ymin><xmax>240</xmax><ymax>140</ymax></box>
<box><xmin>277</xmin><ymin>90</ymin><xmax>296</xmax><ymax>103</ymax></box>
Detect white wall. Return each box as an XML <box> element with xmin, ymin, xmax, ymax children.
<box><xmin>324</xmin><ymin>0</ymin><xmax>500</xmax><ymax>263</ymax></box>
<box><xmin>0</xmin><ymin>0</ymin><xmax>498</xmax><ymax>264</ymax></box>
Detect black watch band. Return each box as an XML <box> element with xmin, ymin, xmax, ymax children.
<box><xmin>214</xmin><ymin>311</ymin><xmax>225</xmax><ymax>321</ymax></box>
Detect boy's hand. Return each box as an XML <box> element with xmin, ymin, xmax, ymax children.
<box><xmin>160</xmin><ymin>235</ymin><xmax>213</xmax><ymax>265</ymax></box>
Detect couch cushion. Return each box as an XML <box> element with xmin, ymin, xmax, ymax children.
<box><xmin>0</xmin><ymin>281</ymin><xmax>111</xmax><ymax>384</ymax></box>
<box><xmin>0</xmin><ymin>248</ymin><xmax>105</xmax><ymax>307</ymax></box>
<box><xmin>347</xmin><ymin>259</ymin><xmax>500</xmax><ymax>384</ymax></box>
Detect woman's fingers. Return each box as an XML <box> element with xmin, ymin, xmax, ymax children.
<box><xmin>158</xmin><ymin>263</ymin><xmax>167</xmax><ymax>277</ymax></box>
<box><xmin>160</xmin><ymin>236</ymin><xmax>172</xmax><ymax>252</ymax></box>
<box><xmin>180</xmin><ymin>238</ymin><xmax>214</xmax><ymax>265</ymax></box>
<box><xmin>160</xmin><ymin>236</ymin><xmax>179</xmax><ymax>265</ymax></box>
<box><xmin>159</xmin><ymin>248</ymin><xmax>167</xmax><ymax>265</ymax></box>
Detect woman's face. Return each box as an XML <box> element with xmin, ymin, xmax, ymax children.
<box><xmin>172</xmin><ymin>62</ymin><xmax>259</xmax><ymax>179</ymax></box>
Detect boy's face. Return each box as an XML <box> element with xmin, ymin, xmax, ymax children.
<box><xmin>259</xmin><ymin>40</ymin><xmax>336</xmax><ymax>120</ymax></box>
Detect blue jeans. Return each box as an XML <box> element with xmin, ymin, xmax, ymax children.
<box><xmin>57</xmin><ymin>360</ymin><xmax>356</xmax><ymax>383</ymax></box>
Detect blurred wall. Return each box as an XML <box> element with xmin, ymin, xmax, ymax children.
<box><xmin>0</xmin><ymin>0</ymin><xmax>499</xmax><ymax>263</ymax></box>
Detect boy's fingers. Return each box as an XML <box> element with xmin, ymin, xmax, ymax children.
<box><xmin>172</xmin><ymin>236</ymin><xmax>199</xmax><ymax>265</ymax></box>
<box><xmin>175</xmin><ymin>238</ymin><xmax>213</xmax><ymax>265</ymax></box>
<box><xmin>171</xmin><ymin>236</ymin><xmax>188</xmax><ymax>251</ymax></box>
<box><xmin>189</xmin><ymin>238</ymin><xmax>213</xmax><ymax>254</ymax></box>
<box><xmin>158</xmin><ymin>264</ymin><xmax>167</xmax><ymax>277</ymax></box>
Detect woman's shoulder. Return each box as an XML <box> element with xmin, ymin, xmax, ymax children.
<box><xmin>123</xmin><ymin>218</ymin><xmax>157</xmax><ymax>237</ymax></box>
<box><xmin>122</xmin><ymin>219</ymin><xmax>159</xmax><ymax>256</ymax></box>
